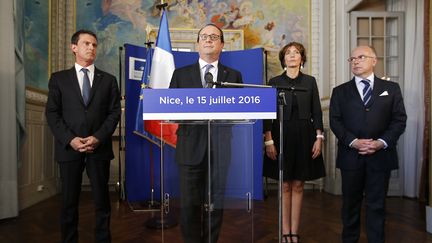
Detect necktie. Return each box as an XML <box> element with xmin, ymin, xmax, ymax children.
<box><xmin>81</xmin><ymin>68</ymin><xmax>91</xmax><ymax>105</ymax></box>
<box><xmin>203</xmin><ymin>64</ymin><xmax>213</xmax><ymax>88</ymax></box>
<box><xmin>361</xmin><ymin>79</ymin><xmax>372</xmax><ymax>106</ymax></box>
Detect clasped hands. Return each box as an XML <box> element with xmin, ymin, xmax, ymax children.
<box><xmin>352</xmin><ymin>138</ymin><xmax>384</xmax><ymax>155</ymax></box>
<box><xmin>70</xmin><ymin>136</ymin><xmax>99</xmax><ymax>153</ymax></box>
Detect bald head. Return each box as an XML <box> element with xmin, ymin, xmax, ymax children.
<box><xmin>349</xmin><ymin>46</ymin><xmax>377</xmax><ymax>79</ymax></box>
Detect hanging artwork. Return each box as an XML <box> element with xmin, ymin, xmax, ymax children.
<box><xmin>24</xmin><ymin>0</ymin><xmax>50</xmax><ymax>90</ymax></box>
<box><xmin>75</xmin><ymin>0</ymin><xmax>311</xmax><ymax>82</ymax></box>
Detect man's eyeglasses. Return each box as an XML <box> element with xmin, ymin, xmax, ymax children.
<box><xmin>347</xmin><ymin>55</ymin><xmax>376</xmax><ymax>63</ymax></box>
<box><xmin>199</xmin><ymin>34</ymin><xmax>221</xmax><ymax>41</ymax></box>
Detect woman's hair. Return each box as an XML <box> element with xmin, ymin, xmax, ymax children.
<box><xmin>278</xmin><ymin>42</ymin><xmax>307</xmax><ymax>69</ymax></box>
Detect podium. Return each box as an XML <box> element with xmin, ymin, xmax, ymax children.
<box><xmin>142</xmin><ymin>88</ymin><xmax>276</xmax><ymax>242</ymax></box>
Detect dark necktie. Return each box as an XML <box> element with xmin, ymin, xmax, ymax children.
<box><xmin>361</xmin><ymin>79</ymin><xmax>372</xmax><ymax>106</ymax></box>
<box><xmin>81</xmin><ymin>68</ymin><xmax>91</xmax><ymax>105</ymax></box>
<box><xmin>203</xmin><ymin>64</ymin><xmax>213</xmax><ymax>88</ymax></box>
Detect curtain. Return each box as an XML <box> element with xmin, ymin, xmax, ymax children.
<box><xmin>387</xmin><ymin>0</ymin><xmax>425</xmax><ymax>198</ymax></box>
<box><xmin>0</xmin><ymin>0</ymin><xmax>19</xmax><ymax>219</ymax></box>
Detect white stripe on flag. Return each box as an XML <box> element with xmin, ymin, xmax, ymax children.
<box><xmin>149</xmin><ymin>47</ymin><xmax>175</xmax><ymax>89</ymax></box>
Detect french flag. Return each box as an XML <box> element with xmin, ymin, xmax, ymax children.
<box><xmin>145</xmin><ymin>9</ymin><xmax>177</xmax><ymax>146</ymax></box>
<box><xmin>149</xmin><ymin>10</ymin><xmax>175</xmax><ymax>89</ymax></box>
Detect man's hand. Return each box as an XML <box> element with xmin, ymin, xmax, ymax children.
<box><xmin>69</xmin><ymin>137</ymin><xmax>87</xmax><ymax>152</ymax></box>
<box><xmin>352</xmin><ymin>139</ymin><xmax>384</xmax><ymax>155</ymax></box>
<box><xmin>69</xmin><ymin>136</ymin><xmax>100</xmax><ymax>153</ymax></box>
<box><xmin>80</xmin><ymin>136</ymin><xmax>100</xmax><ymax>153</ymax></box>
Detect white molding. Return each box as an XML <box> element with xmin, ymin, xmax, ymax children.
<box><xmin>26</xmin><ymin>89</ymin><xmax>48</xmax><ymax>103</ymax></box>
<box><xmin>311</xmin><ymin>0</ymin><xmax>320</xmax><ymax>86</ymax></box>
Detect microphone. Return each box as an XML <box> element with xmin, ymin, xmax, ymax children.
<box><xmin>204</xmin><ymin>72</ymin><xmax>215</xmax><ymax>88</ymax></box>
<box><xmin>272</xmin><ymin>84</ymin><xmax>307</xmax><ymax>92</ymax></box>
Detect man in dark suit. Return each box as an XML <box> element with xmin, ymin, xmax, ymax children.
<box><xmin>329</xmin><ymin>45</ymin><xmax>407</xmax><ymax>243</ymax></box>
<box><xmin>45</xmin><ymin>29</ymin><xmax>120</xmax><ymax>243</ymax></box>
<box><xmin>169</xmin><ymin>24</ymin><xmax>242</xmax><ymax>243</ymax></box>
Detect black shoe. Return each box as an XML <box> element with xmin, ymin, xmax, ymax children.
<box><xmin>290</xmin><ymin>234</ymin><xmax>300</xmax><ymax>243</ymax></box>
<box><xmin>282</xmin><ymin>234</ymin><xmax>291</xmax><ymax>243</ymax></box>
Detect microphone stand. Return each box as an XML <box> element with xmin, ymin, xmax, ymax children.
<box><xmin>207</xmin><ymin>80</ymin><xmax>307</xmax><ymax>91</ymax></box>
<box><xmin>210</xmin><ymin>79</ymin><xmax>305</xmax><ymax>243</ymax></box>
<box><xmin>275</xmin><ymin>87</ymin><xmax>305</xmax><ymax>243</ymax></box>
<box><xmin>276</xmin><ymin>91</ymin><xmax>286</xmax><ymax>243</ymax></box>
<box><xmin>207</xmin><ymin>77</ymin><xmax>305</xmax><ymax>243</ymax></box>
<box><xmin>206</xmin><ymin>80</ymin><xmax>271</xmax><ymax>88</ymax></box>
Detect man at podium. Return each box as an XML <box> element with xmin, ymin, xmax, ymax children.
<box><xmin>169</xmin><ymin>23</ymin><xmax>243</xmax><ymax>243</ymax></box>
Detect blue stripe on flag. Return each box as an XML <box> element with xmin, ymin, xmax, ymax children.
<box><xmin>155</xmin><ymin>10</ymin><xmax>172</xmax><ymax>53</ymax></box>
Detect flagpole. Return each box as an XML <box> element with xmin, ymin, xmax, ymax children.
<box><xmin>145</xmin><ymin>3</ymin><xmax>178</xmax><ymax>231</ymax></box>
<box><xmin>117</xmin><ymin>46</ymin><xmax>124</xmax><ymax>201</ymax></box>
<box><xmin>141</xmin><ymin>41</ymin><xmax>160</xmax><ymax>211</ymax></box>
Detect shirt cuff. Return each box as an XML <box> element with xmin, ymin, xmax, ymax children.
<box><xmin>378</xmin><ymin>138</ymin><xmax>388</xmax><ymax>149</ymax></box>
<box><xmin>349</xmin><ymin>138</ymin><xmax>358</xmax><ymax>148</ymax></box>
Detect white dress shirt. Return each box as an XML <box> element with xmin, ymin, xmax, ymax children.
<box><xmin>199</xmin><ymin>58</ymin><xmax>218</xmax><ymax>87</ymax></box>
<box><xmin>74</xmin><ymin>63</ymin><xmax>95</xmax><ymax>95</ymax></box>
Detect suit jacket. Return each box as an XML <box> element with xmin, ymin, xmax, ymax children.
<box><xmin>169</xmin><ymin>62</ymin><xmax>243</xmax><ymax>165</ymax></box>
<box><xmin>329</xmin><ymin>76</ymin><xmax>407</xmax><ymax>171</ymax></box>
<box><xmin>263</xmin><ymin>72</ymin><xmax>323</xmax><ymax>132</ymax></box>
<box><xmin>45</xmin><ymin>66</ymin><xmax>121</xmax><ymax>162</ymax></box>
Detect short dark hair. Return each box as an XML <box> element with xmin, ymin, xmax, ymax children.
<box><xmin>71</xmin><ymin>29</ymin><xmax>98</xmax><ymax>45</ymax></box>
<box><xmin>196</xmin><ymin>23</ymin><xmax>224</xmax><ymax>43</ymax></box>
<box><xmin>278</xmin><ymin>42</ymin><xmax>307</xmax><ymax>69</ymax></box>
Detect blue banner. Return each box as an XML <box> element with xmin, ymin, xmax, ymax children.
<box><xmin>125</xmin><ymin>44</ymin><xmax>266</xmax><ymax>202</ymax></box>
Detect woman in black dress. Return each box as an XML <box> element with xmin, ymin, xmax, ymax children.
<box><xmin>263</xmin><ymin>42</ymin><xmax>325</xmax><ymax>243</ymax></box>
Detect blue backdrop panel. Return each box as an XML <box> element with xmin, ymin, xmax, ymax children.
<box><xmin>124</xmin><ymin>45</ymin><xmax>161</xmax><ymax>202</ymax></box>
<box><xmin>125</xmin><ymin>44</ymin><xmax>264</xmax><ymax>202</ymax></box>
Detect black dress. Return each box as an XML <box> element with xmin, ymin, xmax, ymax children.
<box><xmin>263</xmin><ymin>72</ymin><xmax>325</xmax><ymax>181</ymax></box>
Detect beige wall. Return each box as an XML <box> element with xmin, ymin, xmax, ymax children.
<box><xmin>20</xmin><ymin>88</ymin><xmax>57</xmax><ymax>209</ymax></box>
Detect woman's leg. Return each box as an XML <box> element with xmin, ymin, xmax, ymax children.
<box><xmin>282</xmin><ymin>181</ymin><xmax>292</xmax><ymax>241</ymax></box>
<box><xmin>290</xmin><ymin>180</ymin><xmax>304</xmax><ymax>242</ymax></box>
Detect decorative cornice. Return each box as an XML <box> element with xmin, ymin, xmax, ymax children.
<box><xmin>26</xmin><ymin>88</ymin><xmax>47</xmax><ymax>104</ymax></box>
<box><xmin>311</xmin><ymin>0</ymin><xmax>320</xmax><ymax>83</ymax></box>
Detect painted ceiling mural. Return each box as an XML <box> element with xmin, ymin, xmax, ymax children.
<box><xmin>24</xmin><ymin>0</ymin><xmax>49</xmax><ymax>90</ymax></box>
<box><xmin>77</xmin><ymin>0</ymin><xmax>310</xmax><ymax>83</ymax></box>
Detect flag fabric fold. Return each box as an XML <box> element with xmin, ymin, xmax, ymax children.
<box><xmin>149</xmin><ymin>10</ymin><xmax>175</xmax><ymax>89</ymax></box>
<box><xmin>133</xmin><ymin>47</ymin><xmax>160</xmax><ymax>144</ymax></box>
<box><xmin>134</xmin><ymin>9</ymin><xmax>178</xmax><ymax>147</ymax></box>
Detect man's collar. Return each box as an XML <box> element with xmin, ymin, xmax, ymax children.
<box><xmin>198</xmin><ymin>58</ymin><xmax>219</xmax><ymax>69</ymax></box>
<box><xmin>75</xmin><ymin>63</ymin><xmax>95</xmax><ymax>73</ymax></box>
<box><xmin>354</xmin><ymin>73</ymin><xmax>374</xmax><ymax>84</ymax></box>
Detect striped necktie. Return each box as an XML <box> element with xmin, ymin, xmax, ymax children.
<box><xmin>81</xmin><ymin>68</ymin><xmax>91</xmax><ymax>105</ymax></box>
<box><xmin>202</xmin><ymin>64</ymin><xmax>213</xmax><ymax>88</ymax></box>
<box><xmin>361</xmin><ymin>79</ymin><xmax>372</xmax><ymax>106</ymax></box>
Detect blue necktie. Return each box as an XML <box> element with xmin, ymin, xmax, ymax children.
<box><xmin>81</xmin><ymin>68</ymin><xmax>91</xmax><ymax>105</ymax></box>
<box><xmin>202</xmin><ymin>64</ymin><xmax>213</xmax><ymax>88</ymax></box>
<box><xmin>361</xmin><ymin>79</ymin><xmax>372</xmax><ymax>106</ymax></box>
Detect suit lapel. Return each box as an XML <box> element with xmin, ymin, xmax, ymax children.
<box><xmin>368</xmin><ymin>76</ymin><xmax>385</xmax><ymax>107</ymax></box>
<box><xmin>191</xmin><ymin>62</ymin><xmax>202</xmax><ymax>87</ymax></box>
<box><xmin>348</xmin><ymin>78</ymin><xmax>364</xmax><ymax>106</ymax></box>
<box><xmin>88</xmin><ymin>68</ymin><xmax>103</xmax><ymax>105</ymax></box>
<box><xmin>217</xmin><ymin>63</ymin><xmax>228</xmax><ymax>82</ymax></box>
